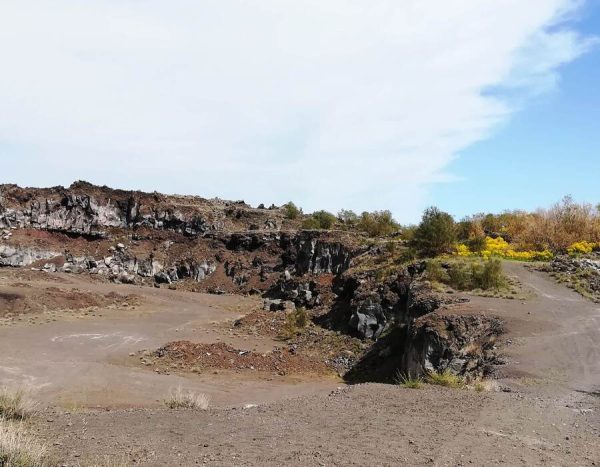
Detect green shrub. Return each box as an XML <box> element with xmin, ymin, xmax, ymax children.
<box><xmin>282</xmin><ymin>202</ymin><xmax>301</xmax><ymax>220</ymax></box>
<box><xmin>411</xmin><ymin>207</ymin><xmax>457</xmax><ymax>257</ymax></box>
<box><xmin>400</xmin><ymin>225</ymin><xmax>418</xmax><ymax>242</ymax></box>
<box><xmin>467</xmin><ymin>235</ymin><xmax>487</xmax><ymax>253</ymax></box>
<box><xmin>425</xmin><ymin>260</ymin><xmax>447</xmax><ymax>283</ymax></box>
<box><xmin>293</xmin><ymin>307</ymin><xmax>308</xmax><ymax>328</ymax></box>
<box><xmin>357</xmin><ymin>210</ymin><xmax>399</xmax><ymax>237</ymax></box>
<box><xmin>337</xmin><ymin>209</ymin><xmax>359</xmax><ymax>226</ymax></box>
<box><xmin>427</xmin><ymin>258</ymin><xmax>506</xmax><ymax>291</ymax></box>
<box><xmin>301</xmin><ymin>217</ymin><xmax>321</xmax><ymax>229</ymax></box>
<box><xmin>303</xmin><ymin>210</ymin><xmax>337</xmax><ymax>229</ymax></box>
<box><xmin>471</xmin><ymin>258</ymin><xmax>505</xmax><ymax>290</ymax></box>
<box><xmin>313</xmin><ymin>210</ymin><xmax>337</xmax><ymax>229</ymax></box>
<box><xmin>385</xmin><ymin>241</ymin><xmax>399</xmax><ymax>255</ymax></box>
<box><xmin>447</xmin><ymin>264</ymin><xmax>471</xmax><ymax>290</ymax></box>
<box><xmin>281</xmin><ymin>308</ymin><xmax>309</xmax><ymax>338</ymax></box>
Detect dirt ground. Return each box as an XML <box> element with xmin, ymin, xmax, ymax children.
<box><xmin>32</xmin><ymin>384</ymin><xmax>600</xmax><ymax>466</ymax></box>
<box><xmin>2</xmin><ymin>263</ymin><xmax>600</xmax><ymax>465</ymax></box>
<box><xmin>0</xmin><ymin>270</ymin><xmax>339</xmax><ymax>408</ymax></box>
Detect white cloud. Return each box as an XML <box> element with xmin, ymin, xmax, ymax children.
<box><xmin>0</xmin><ymin>0</ymin><xmax>593</xmax><ymax>221</ymax></box>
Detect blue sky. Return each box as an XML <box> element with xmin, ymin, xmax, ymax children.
<box><xmin>432</xmin><ymin>0</ymin><xmax>600</xmax><ymax>220</ymax></box>
<box><xmin>0</xmin><ymin>1</ymin><xmax>598</xmax><ymax>223</ymax></box>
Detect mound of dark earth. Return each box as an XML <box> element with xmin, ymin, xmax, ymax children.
<box><xmin>144</xmin><ymin>341</ymin><xmax>332</xmax><ymax>376</ymax></box>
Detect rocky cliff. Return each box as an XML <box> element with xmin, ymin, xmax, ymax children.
<box><xmin>0</xmin><ymin>181</ymin><xmax>295</xmax><ymax>236</ymax></box>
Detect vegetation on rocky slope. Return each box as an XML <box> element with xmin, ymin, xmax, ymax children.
<box><xmin>2</xmin><ymin>182</ymin><xmax>599</xmax><ymax>385</ymax></box>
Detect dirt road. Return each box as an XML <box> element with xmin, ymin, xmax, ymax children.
<box><xmin>466</xmin><ymin>261</ymin><xmax>600</xmax><ymax>394</ymax></box>
<box><xmin>0</xmin><ymin>272</ymin><xmax>339</xmax><ymax>408</ymax></box>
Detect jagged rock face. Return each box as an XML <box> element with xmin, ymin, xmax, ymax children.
<box><xmin>224</xmin><ymin>260</ymin><xmax>250</xmax><ymax>286</ymax></box>
<box><xmin>176</xmin><ymin>260</ymin><xmax>217</xmax><ymax>282</ymax></box>
<box><xmin>349</xmin><ymin>298</ymin><xmax>388</xmax><ymax>339</ymax></box>
<box><xmin>265</xmin><ymin>276</ymin><xmax>321</xmax><ymax>309</ymax></box>
<box><xmin>0</xmin><ymin>245</ymin><xmax>60</xmax><ymax>267</ymax></box>
<box><xmin>1</xmin><ymin>193</ymin><xmax>126</xmax><ymax>236</ymax></box>
<box><xmin>401</xmin><ymin>314</ymin><xmax>504</xmax><ymax>377</ymax></box>
<box><xmin>0</xmin><ymin>182</ymin><xmax>292</xmax><ymax>236</ymax></box>
<box><xmin>0</xmin><ymin>242</ymin><xmax>216</xmax><ymax>286</ymax></box>
<box><xmin>0</xmin><ymin>184</ymin><xmax>360</xmax><ymax>294</ymax></box>
<box><xmin>221</xmin><ymin>231</ymin><xmax>355</xmax><ymax>284</ymax></box>
<box><xmin>293</xmin><ymin>234</ymin><xmax>352</xmax><ymax>275</ymax></box>
<box><xmin>344</xmin><ymin>313</ymin><xmax>503</xmax><ymax>383</ymax></box>
<box><xmin>0</xmin><ymin>192</ymin><xmax>215</xmax><ymax>237</ymax></box>
<box><xmin>331</xmin><ymin>269</ymin><xmax>413</xmax><ymax>339</ymax></box>
<box><xmin>407</xmin><ymin>282</ymin><xmax>446</xmax><ymax>317</ymax></box>
<box><xmin>331</xmin><ymin>265</ymin><xmax>468</xmax><ymax>340</ymax></box>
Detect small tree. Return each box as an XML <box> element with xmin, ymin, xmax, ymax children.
<box><xmin>411</xmin><ymin>207</ymin><xmax>457</xmax><ymax>257</ymax></box>
<box><xmin>311</xmin><ymin>210</ymin><xmax>337</xmax><ymax>229</ymax></box>
<box><xmin>357</xmin><ymin>210</ymin><xmax>399</xmax><ymax>237</ymax></box>
<box><xmin>301</xmin><ymin>217</ymin><xmax>321</xmax><ymax>229</ymax></box>
<box><xmin>301</xmin><ymin>210</ymin><xmax>337</xmax><ymax>230</ymax></box>
<box><xmin>337</xmin><ymin>209</ymin><xmax>359</xmax><ymax>226</ymax></box>
<box><xmin>282</xmin><ymin>202</ymin><xmax>301</xmax><ymax>220</ymax></box>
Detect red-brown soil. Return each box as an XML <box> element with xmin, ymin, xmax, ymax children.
<box><xmin>146</xmin><ymin>340</ymin><xmax>332</xmax><ymax>376</ymax></box>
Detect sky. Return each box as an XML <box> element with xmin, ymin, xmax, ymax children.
<box><xmin>432</xmin><ymin>0</ymin><xmax>600</xmax><ymax>220</ymax></box>
<box><xmin>0</xmin><ymin>0</ymin><xmax>598</xmax><ymax>223</ymax></box>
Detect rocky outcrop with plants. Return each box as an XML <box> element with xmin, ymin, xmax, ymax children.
<box><xmin>541</xmin><ymin>253</ymin><xmax>600</xmax><ymax>302</ymax></box>
<box><xmin>0</xmin><ymin>181</ymin><xmax>508</xmax><ymax>381</ymax></box>
<box><xmin>0</xmin><ymin>181</ymin><xmax>297</xmax><ymax>236</ymax></box>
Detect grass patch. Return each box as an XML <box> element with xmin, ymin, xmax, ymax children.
<box><xmin>279</xmin><ymin>308</ymin><xmax>309</xmax><ymax>339</ymax></box>
<box><xmin>547</xmin><ymin>268</ymin><xmax>600</xmax><ymax>303</ymax></box>
<box><xmin>424</xmin><ymin>258</ymin><xmax>525</xmax><ymax>298</ymax></box>
<box><xmin>0</xmin><ymin>419</ymin><xmax>51</xmax><ymax>467</ymax></box>
<box><xmin>0</xmin><ymin>388</ymin><xmax>38</xmax><ymax>421</ymax></box>
<box><xmin>426</xmin><ymin>370</ymin><xmax>466</xmax><ymax>389</ymax></box>
<box><xmin>394</xmin><ymin>371</ymin><xmax>423</xmax><ymax>389</ymax></box>
<box><xmin>426</xmin><ymin>258</ymin><xmax>508</xmax><ymax>290</ymax></box>
<box><xmin>165</xmin><ymin>386</ymin><xmax>209</xmax><ymax>410</ymax></box>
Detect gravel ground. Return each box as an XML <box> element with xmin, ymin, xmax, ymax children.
<box><xmin>34</xmin><ymin>384</ymin><xmax>600</xmax><ymax>466</ymax></box>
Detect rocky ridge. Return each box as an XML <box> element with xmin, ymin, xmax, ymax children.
<box><xmin>0</xmin><ymin>182</ymin><xmax>505</xmax><ymax>379</ymax></box>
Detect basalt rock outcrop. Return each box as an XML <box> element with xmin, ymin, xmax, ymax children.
<box><xmin>344</xmin><ymin>313</ymin><xmax>504</xmax><ymax>383</ymax></box>
<box><xmin>291</xmin><ymin>233</ymin><xmax>353</xmax><ymax>275</ymax></box>
<box><xmin>542</xmin><ymin>254</ymin><xmax>600</xmax><ymax>301</ymax></box>
<box><xmin>401</xmin><ymin>313</ymin><xmax>503</xmax><ymax>376</ymax></box>
<box><xmin>0</xmin><ymin>244</ymin><xmax>60</xmax><ymax>267</ymax></box>
<box><xmin>0</xmin><ymin>181</ymin><xmax>295</xmax><ymax>237</ymax></box>
<box><xmin>265</xmin><ymin>276</ymin><xmax>322</xmax><ymax>309</ymax></box>
<box><xmin>325</xmin><ymin>260</ymin><xmax>467</xmax><ymax>340</ymax></box>
<box><xmin>0</xmin><ymin>182</ymin><xmax>359</xmax><ymax>291</ymax></box>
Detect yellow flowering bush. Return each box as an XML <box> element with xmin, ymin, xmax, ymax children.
<box><xmin>567</xmin><ymin>241</ymin><xmax>599</xmax><ymax>256</ymax></box>
<box><xmin>455</xmin><ymin>237</ymin><xmax>553</xmax><ymax>262</ymax></box>
<box><xmin>482</xmin><ymin>236</ymin><xmax>511</xmax><ymax>257</ymax></box>
<box><xmin>456</xmin><ymin>244</ymin><xmax>471</xmax><ymax>257</ymax></box>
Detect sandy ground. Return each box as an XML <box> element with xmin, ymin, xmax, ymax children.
<box><xmin>0</xmin><ymin>272</ymin><xmax>339</xmax><ymax>408</ymax></box>
<box><xmin>2</xmin><ymin>263</ymin><xmax>600</xmax><ymax>465</ymax></box>
<box><xmin>32</xmin><ymin>384</ymin><xmax>600</xmax><ymax>466</ymax></box>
